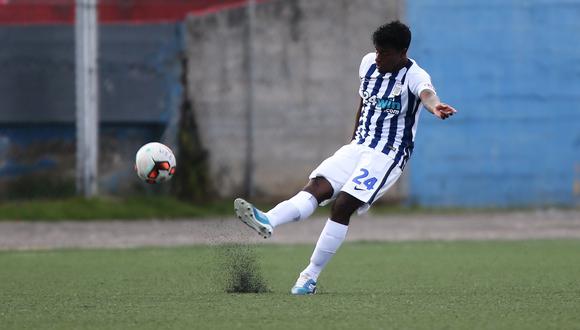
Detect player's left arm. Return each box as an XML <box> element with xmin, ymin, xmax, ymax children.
<box><xmin>419</xmin><ymin>89</ymin><xmax>457</xmax><ymax>120</ymax></box>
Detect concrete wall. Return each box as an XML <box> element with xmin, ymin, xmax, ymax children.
<box><xmin>186</xmin><ymin>0</ymin><xmax>404</xmax><ymax>199</ymax></box>
<box><xmin>407</xmin><ymin>0</ymin><xmax>580</xmax><ymax>206</ymax></box>
<box><xmin>4</xmin><ymin>0</ymin><xmax>577</xmax><ymax>206</ymax></box>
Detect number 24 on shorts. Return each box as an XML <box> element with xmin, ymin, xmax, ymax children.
<box><xmin>352</xmin><ymin>168</ymin><xmax>378</xmax><ymax>190</ymax></box>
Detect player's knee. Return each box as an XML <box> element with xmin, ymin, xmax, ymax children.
<box><xmin>330</xmin><ymin>193</ymin><xmax>363</xmax><ymax>225</ymax></box>
<box><xmin>331</xmin><ymin>202</ymin><xmax>354</xmax><ymax>221</ymax></box>
<box><xmin>304</xmin><ymin>177</ymin><xmax>333</xmax><ymax>203</ymax></box>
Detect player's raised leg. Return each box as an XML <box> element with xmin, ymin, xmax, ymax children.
<box><xmin>291</xmin><ymin>192</ymin><xmax>363</xmax><ymax>295</ymax></box>
<box><xmin>234</xmin><ymin>177</ymin><xmax>333</xmax><ymax>238</ymax></box>
<box><xmin>234</xmin><ymin>198</ymin><xmax>274</xmax><ymax>239</ymax></box>
<box><xmin>266</xmin><ymin>177</ymin><xmax>333</xmax><ymax>227</ymax></box>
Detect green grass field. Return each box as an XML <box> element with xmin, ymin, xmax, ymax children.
<box><xmin>0</xmin><ymin>197</ymin><xmax>234</xmax><ymax>221</ymax></box>
<box><xmin>1</xmin><ymin>240</ymin><xmax>580</xmax><ymax>329</ymax></box>
<box><xmin>2</xmin><ymin>196</ymin><xmax>563</xmax><ymax>221</ymax></box>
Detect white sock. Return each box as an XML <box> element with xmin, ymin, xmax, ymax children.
<box><xmin>302</xmin><ymin>219</ymin><xmax>348</xmax><ymax>281</ymax></box>
<box><xmin>266</xmin><ymin>191</ymin><xmax>318</xmax><ymax>228</ymax></box>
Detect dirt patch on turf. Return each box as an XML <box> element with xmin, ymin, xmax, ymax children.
<box><xmin>216</xmin><ymin>244</ymin><xmax>270</xmax><ymax>293</ymax></box>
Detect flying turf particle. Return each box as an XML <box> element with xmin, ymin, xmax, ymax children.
<box><xmin>218</xmin><ymin>243</ymin><xmax>270</xmax><ymax>294</ymax></box>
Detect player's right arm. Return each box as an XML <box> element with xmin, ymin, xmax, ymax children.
<box><xmin>351</xmin><ymin>97</ymin><xmax>363</xmax><ymax>141</ymax></box>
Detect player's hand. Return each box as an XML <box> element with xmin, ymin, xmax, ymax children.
<box><xmin>433</xmin><ymin>103</ymin><xmax>457</xmax><ymax>120</ymax></box>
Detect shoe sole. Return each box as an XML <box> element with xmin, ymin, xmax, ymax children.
<box><xmin>291</xmin><ymin>287</ymin><xmax>316</xmax><ymax>295</ymax></box>
<box><xmin>234</xmin><ymin>198</ymin><xmax>272</xmax><ymax>239</ymax></box>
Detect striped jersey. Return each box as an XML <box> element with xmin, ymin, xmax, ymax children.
<box><xmin>354</xmin><ymin>52</ymin><xmax>435</xmax><ymax>166</ymax></box>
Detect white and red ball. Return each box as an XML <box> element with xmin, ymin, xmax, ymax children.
<box><xmin>135</xmin><ymin>142</ymin><xmax>176</xmax><ymax>184</ymax></box>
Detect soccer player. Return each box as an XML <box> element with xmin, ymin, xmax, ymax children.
<box><xmin>234</xmin><ymin>20</ymin><xmax>457</xmax><ymax>295</ymax></box>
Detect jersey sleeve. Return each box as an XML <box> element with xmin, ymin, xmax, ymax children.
<box><xmin>407</xmin><ymin>67</ymin><xmax>436</xmax><ymax>97</ymax></box>
<box><xmin>359</xmin><ymin>53</ymin><xmax>375</xmax><ymax>78</ymax></box>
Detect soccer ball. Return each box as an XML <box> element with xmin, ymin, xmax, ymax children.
<box><xmin>135</xmin><ymin>142</ymin><xmax>176</xmax><ymax>184</ymax></box>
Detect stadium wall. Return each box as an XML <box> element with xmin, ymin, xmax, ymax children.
<box><xmin>407</xmin><ymin>0</ymin><xmax>580</xmax><ymax>207</ymax></box>
<box><xmin>185</xmin><ymin>0</ymin><xmax>405</xmax><ymax>200</ymax></box>
<box><xmin>0</xmin><ymin>23</ymin><xmax>184</xmax><ymax>198</ymax></box>
<box><xmin>0</xmin><ymin>1</ymin><xmax>253</xmax><ymax>199</ymax></box>
<box><xmin>2</xmin><ymin>0</ymin><xmax>578</xmax><ymax>207</ymax></box>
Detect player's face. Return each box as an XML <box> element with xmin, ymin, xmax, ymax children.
<box><xmin>375</xmin><ymin>47</ymin><xmax>407</xmax><ymax>74</ymax></box>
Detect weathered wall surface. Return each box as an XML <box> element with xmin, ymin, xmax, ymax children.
<box><xmin>0</xmin><ymin>24</ymin><xmax>183</xmax><ymax>198</ymax></box>
<box><xmin>5</xmin><ymin>0</ymin><xmax>576</xmax><ymax>207</ymax></box>
<box><xmin>186</xmin><ymin>0</ymin><xmax>404</xmax><ymax>200</ymax></box>
<box><xmin>407</xmin><ymin>0</ymin><xmax>580</xmax><ymax>207</ymax></box>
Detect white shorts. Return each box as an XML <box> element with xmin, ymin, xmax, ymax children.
<box><xmin>309</xmin><ymin>143</ymin><xmax>404</xmax><ymax>214</ymax></box>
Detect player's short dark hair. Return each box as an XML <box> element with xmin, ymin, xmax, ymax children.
<box><xmin>372</xmin><ymin>20</ymin><xmax>411</xmax><ymax>51</ymax></box>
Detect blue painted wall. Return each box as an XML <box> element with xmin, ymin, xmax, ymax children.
<box><xmin>407</xmin><ymin>0</ymin><xmax>580</xmax><ymax>207</ymax></box>
<box><xmin>0</xmin><ymin>24</ymin><xmax>184</xmax><ymax>198</ymax></box>
<box><xmin>0</xmin><ymin>24</ymin><xmax>184</xmax><ymax>123</ymax></box>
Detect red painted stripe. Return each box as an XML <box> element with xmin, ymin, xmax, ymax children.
<box><xmin>0</xmin><ymin>0</ymin><xmax>267</xmax><ymax>25</ymax></box>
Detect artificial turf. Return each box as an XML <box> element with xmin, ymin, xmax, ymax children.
<box><xmin>1</xmin><ymin>240</ymin><xmax>579</xmax><ymax>329</ymax></box>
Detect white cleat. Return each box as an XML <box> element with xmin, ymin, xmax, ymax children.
<box><xmin>234</xmin><ymin>198</ymin><xmax>273</xmax><ymax>239</ymax></box>
<box><xmin>291</xmin><ymin>273</ymin><xmax>317</xmax><ymax>295</ymax></box>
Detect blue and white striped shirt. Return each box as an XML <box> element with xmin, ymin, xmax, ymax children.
<box><xmin>354</xmin><ymin>53</ymin><xmax>435</xmax><ymax>167</ymax></box>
